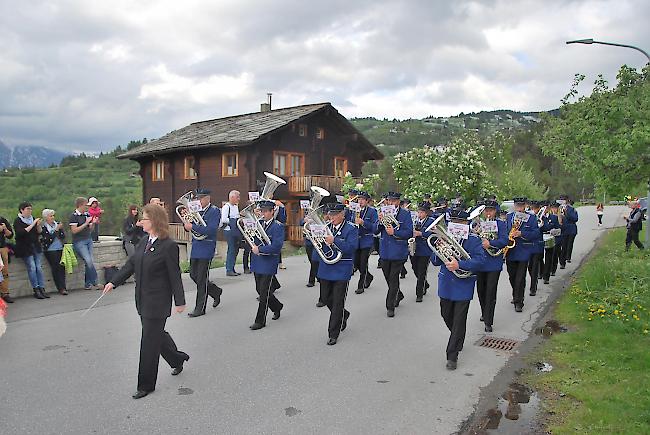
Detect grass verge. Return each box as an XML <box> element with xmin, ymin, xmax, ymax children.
<box><xmin>524</xmin><ymin>228</ymin><xmax>650</xmax><ymax>434</ymax></box>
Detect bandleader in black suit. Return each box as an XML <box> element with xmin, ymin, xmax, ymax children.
<box><xmin>103</xmin><ymin>204</ymin><xmax>189</xmax><ymax>400</ymax></box>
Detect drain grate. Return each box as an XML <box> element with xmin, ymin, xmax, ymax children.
<box><xmin>476</xmin><ymin>336</ymin><xmax>519</xmax><ymax>352</ymax></box>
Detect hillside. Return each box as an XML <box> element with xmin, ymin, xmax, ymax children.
<box><xmin>0</xmin><ymin>139</ymin><xmax>70</xmax><ymax>169</ymax></box>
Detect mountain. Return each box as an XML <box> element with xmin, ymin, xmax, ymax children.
<box><xmin>0</xmin><ymin>139</ymin><xmax>70</xmax><ymax>169</ymax></box>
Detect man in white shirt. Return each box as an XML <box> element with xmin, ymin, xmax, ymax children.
<box><xmin>221</xmin><ymin>190</ymin><xmax>242</xmax><ymax>276</ymax></box>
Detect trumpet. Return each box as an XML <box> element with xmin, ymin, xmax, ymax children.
<box><xmin>237</xmin><ymin>172</ymin><xmax>286</xmax><ymax>249</ymax></box>
<box><xmin>425</xmin><ymin>215</ymin><xmax>473</xmax><ymax>278</ymax></box>
<box><xmin>175</xmin><ymin>191</ymin><xmax>207</xmax><ymax>241</ymax></box>
<box><xmin>303</xmin><ymin>186</ymin><xmax>342</xmax><ymax>264</ymax></box>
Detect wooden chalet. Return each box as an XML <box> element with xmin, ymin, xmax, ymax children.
<box><xmin>117</xmin><ymin>100</ymin><xmax>383</xmax><ymax>244</ymax></box>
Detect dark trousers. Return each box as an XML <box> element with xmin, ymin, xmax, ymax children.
<box><xmin>560</xmin><ymin>234</ymin><xmax>576</xmax><ymax>265</ymax></box>
<box><xmin>242</xmin><ymin>244</ymin><xmax>251</xmax><ymax>270</ymax></box>
<box><xmin>189</xmin><ymin>258</ymin><xmax>221</xmax><ymax>313</ymax></box>
<box><xmin>43</xmin><ymin>249</ymin><xmax>66</xmax><ymax>291</ymax></box>
<box><xmin>305</xmin><ymin>245</ymin><xmax>319</xmax><ymax>284</ymax></box>
<box><xmin>543</xmin><ymin>247</ymin><xmax>555</xmax><ymax>280</ymax></box>
<box><xmin>440</xmin><ymin>298</ymin><xmax>470</xmax><ymax>362</ymax></box>
<box><xmin>551</xmin><ymin>242</ymin><xmax>562</xmax><ymax>273</ymax></box>
<box><xmin>506</xmin><ymin>260</ymin><xmax>528</xmax><ymax>307</ymax></box>
<box><xmin>91</xmin><ymin>224</ymin><xmax>99</xmax><ymax>242</ymax></box>
<box><xmin>225</xmin><ymin>234</ymin><xmax>241</xmax><ymax>273</ymax></box>
<box><xmin>527</xmin><ymin>253</ymin><xmax>543</xmax><ymax>294</ymax></box>
<box><xmin>476</xmin><ymin>270</ymin><xmax>500</xmax><ymax>326</ymax></box>
<box><xmin>354</xmin><ymin>247</ymin><xmax>373</xmax><ymax>290</ymax></box>
<box><xmin>597</xmin><ymin>214</ymin><xmax>603</xmax><ymax>225</ymax></box>
<box><xmin>381</xmin><ymin>259</ymin><xmax>406</xmax><ymax>310</ymax></box>
<box><xmin>373</xmin><ymin>237</ymin><xmax>379</xmax><ymax>253</ymax></box>
<box><xmin>320</xmin><ymin>279</ymin><xmax>350</xmax><ymax>339</ymax></box>
<box><xmin>254</xmin><ymin>273</ymin><xmax>282</xmax><ymax>325</ymax></box>
<box><xmin>625</xmin><ymin>230</ymin><xmax>645</xmax><ymax>250</ymax></box>
<box><xmin>412</xmin><ymin>255</ymin><xmax>430</xmax><ymax>297</ymax></box>
<box><xmin>138</xmin><ymin>317</ymin><xmax>186</xmax><ymax>392</ymax></box>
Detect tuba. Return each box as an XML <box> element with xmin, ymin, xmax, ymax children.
<box><xmin>237</xmin><ymin>172</ymin><xmax>286</xmax><ymax>249</ymax></box>
<box><xmin>303</xmin><ymin>186</ymin><xmax>342</xmax><ymax>264</ymax></box>
<box><xmin>425</xmin><ymin>215</ymin><xmax>473</xmax><ymax>278</ymax></box>
<box><xmin>175</xmin><ymin>191</ymin><xmax>208</xmax><ymax>241</ymax></box>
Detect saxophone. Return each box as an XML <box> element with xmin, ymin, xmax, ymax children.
<box><xmin>501</xmin><ymin>213</ymin><xmax>524</xmax><ymax>257</ymax></box>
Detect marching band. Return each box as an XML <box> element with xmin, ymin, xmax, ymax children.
<box><xmin>176</xmin><ymin>172</ymin><xmax>580</xmax><ymax>370</ymax></box>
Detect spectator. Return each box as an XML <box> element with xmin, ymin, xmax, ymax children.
<box><xmin>596</xmin><ymin>203</ymin><xmax>604</xmax><ymax>227</ymax></box>
<box><xmin>14</xmin><ymin>202</ymin><xmax>48</xmax><ymax>299</ymax></box>
<box><xmin>149</xmin><ymin>197</ymin><xmax>162</xmax><ymax>206</ymax></box>
<box><xmin>220</xmin><ymin>190</ymin><xmax>242</xmax><ymax>276</ymax></box>
<box><xmin>87</xmin><ymin>197</ymin><xmax>103</xmax><ymax>242</ymax></box>
<box><xmin>0</xmin><ymin>214</ymin><xmax>14</xmax><ymax>303</ymax></box>
<box><xmin>40</xmin><ymin>209</ymin><xmax>67</xmax><ymax>295</ymax></box>
<box><xmin>122</xmin><ymin>205</ymin><xmax>146</xmax><ymax>257</ymax></box>
<box><xmin>624</xmin><ymin>199</ymin><xmax>645</xmax><ymax>251</ymax></box>
<box><xmin>69</xmin><ymin>197</ymin><xmax>99</xmax><ymax>290</ymax></box>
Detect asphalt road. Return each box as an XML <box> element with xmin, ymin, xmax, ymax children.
<box><xmin>0</xmin><ymin>206</ymin><xmax>626</xmax><ymax>435</ymax></box>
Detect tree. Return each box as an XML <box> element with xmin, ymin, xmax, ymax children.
<box><xmin>539</xmin><ymin>65</ymin><xmax>650</xmax><ymax>197</ymax></box>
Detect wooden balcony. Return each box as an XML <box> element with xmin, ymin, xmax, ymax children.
<box><xmin>169</xmin><ymin>223</ymin><xmax>192</xmax><ymax>243</ymax></box>
<box><xmin>287</xmin><ymin>175</ymin><xmax>361</xmax><ymax>196</ymax></box>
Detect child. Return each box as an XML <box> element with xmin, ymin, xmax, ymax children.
<box><xmin>87</xmin><ymin>197</ymin><xmax>103</xmax><ymax>242</ymax></box>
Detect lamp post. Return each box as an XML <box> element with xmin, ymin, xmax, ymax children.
<box><xmin>567</xmin><ymin>38</ymin><xmax>650</xmax><ymax>246</ymax></box>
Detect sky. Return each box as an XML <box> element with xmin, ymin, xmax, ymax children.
<box><xmin>1</xmin><ymin>0</ymin><xmax>649</xmax><ymax>153</ymax></box>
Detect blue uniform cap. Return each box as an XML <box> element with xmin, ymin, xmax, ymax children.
<box><xmin>195</xmin><ymin>188</ymin><xmax>211</xmax><ymax>196</ymax></box>
<box><xmin>257</xmin><ymin>200</ymin><xmax>275</xmax><ymax>210</ymax></box>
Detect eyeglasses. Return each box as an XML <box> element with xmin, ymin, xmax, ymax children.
<box><xmin>139</xmin><ymin>218</ymin><xmax>150</xmax><ymax>221</ymax></box>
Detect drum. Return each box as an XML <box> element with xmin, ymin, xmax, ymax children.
<box><xmin>543</xmin><ymin>233</ymin><xmax>556</xmax><ymax>249</ymax></box>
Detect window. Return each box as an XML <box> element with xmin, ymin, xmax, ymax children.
<box><xmin>298</xmin><ymin>124</ymin><xmax>308</xmax><ymax>137</ymax></box>
<box><xmin>222</xmin><ymin>152</ymin><xmax>239</xmax><ymax>177</ymax></box>
<box><xmin>334</xmin><ymin>157</ymin><xmax>348</xmax><ymax>177</ymax></box>
<box><xmin>183</xmin><ymin>156</ymin><xmax>196</xmax><ymax>179</ymax></box>
<box><xmin>316</xmin><ymin>127</ymin><xmax>325</xmax><ymax>140</ymax></box>
<box><xmin>152</xmin><ymin>160</ymin><xmax>165</xmax><ymax>181</ymax></box>
<box><xmin>274</xmin><ymin>151</ymin><xmax>304</xmax><ymax>177</ymax></box>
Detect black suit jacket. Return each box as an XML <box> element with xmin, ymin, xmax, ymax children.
<box><xmin>110</xmin><ymin>236</ymin><xmax>185</xmax><ymax>319</ymax></box>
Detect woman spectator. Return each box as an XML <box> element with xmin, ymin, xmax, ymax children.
<box><xmin>13</xmin><ymin>202</ymin><xmax>47</xmax><ymax>299</ymax></box>
<box><xmin>40</xmin><ymin>209</ymin><xmax>68</xmax><ymax>295</ymax></box>
<box><xmin>596</xmin><ymin>203</ymin><xmax>604</xmax><ymax>227</ymax></box>
<box><xmin>122</xmin><ymin>205</ymin><xmax>146</xmax><ymax>257</ymax></box>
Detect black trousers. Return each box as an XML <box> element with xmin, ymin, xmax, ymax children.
<box><xmin>242</xmin><ymin>244</ymin><xmax>251</xmax><ymax>270</ymax></box>
<box><xmin>138</xmin><ymin>317</ymin><xmax>186</xmax><ymax>392</ymax></box>
<box><xmin>560</xmin><ymin>234</ymin><xmax>576</xmax><ymax>265</ymax></box>
<box><xmin>305</xmin><ymin>245</ymin><xmax>319</xmax><ymax>284</ymax></box>
<box><xmin>625</xmin><ymin>229</ymin><xmax>645</xmax><ymax>250</ymax></box>
<box><xmin>381</xmin><ymin>259</ymin><xmax>406</xmax><ymax>310</ymax></box>
<box><xmin>320</xmin><ymin>279</ymin><xmax>350</xmax><ymax>339</ymax></box>
<box><xmin>476</xmin><ymin>270</ymin><xmax>500</xmax><ymax>326</ymax></box>
<box><xmin>440</xmin><ymin>298</ymin><xmax>470</xmax><ymax>362</ymax></box>
<box><xmin>551</xmin><ymin>242</ymin><xmax>562</xmax><ymax>273</ymax></box>
<box><xmin>506</xmin><ymin>260</ymin><xmax>528</xmax><ymax>307</ymax></box>
<box><xmin>542</xmin><ymin>247</ymin><xmax>555</xmax><ymax>280</ymax></box>
<box><xmin>189</xmin><ymin>258</ymin><xmax>221</xmax><ymax>313</ymax></box>
<box><xmin>354</xmin><ymin>247</ymin><xmax>373</xmax><ymax>290</ymax></box>
<box><xmin>412</xmin><ymin>255</ymin><xmax>430</xmax><ymax>297</ymax></box>
<box><xmin>597</xmin><ymin>214</ymin><xmax>603</xmax><ymax>225</ymax></box>
<box><xmin>43</xmin><ymin>249</ymin><xmax>66</xmax><ymax>291</ymax></box>
<box><xmin>254</xmin><ymin>273</ymin><xmax>283</xmax><ymax>325</ymax></box>
<box><xmin>527</xmin><ymin>253</ymin><xmax>543</xmax><ymax>294</ymax></box>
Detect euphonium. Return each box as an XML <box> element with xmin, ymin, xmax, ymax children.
<box><xmin>474</xmin><ymin>217</ymin><xmax>504</xmax><ymax>257</ymax></box>
<box><xmin>175</xmin><ymin>191</ymin><xmax>208</xmax><ymax>241</ymax></box>
<box><xmin>377</xmin><ymin>199</ymin><xmax>400</xmax><ymax>230</ymax></box>
<box><xmin>303</xmin><ymin>186</ymin><xmax>342</xmax><ymax>264</ymax></box>
<box><xmin>424</xmin><ymin>215</ymin><xmax>473</xmax><ymax>278</ymax></box>
<box><xmin>237</xmin><ymin>172</ymin><xmax>286</xmax><ymax>249</ymax></box>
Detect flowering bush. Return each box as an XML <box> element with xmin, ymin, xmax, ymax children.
<box><xmin>342</xmin><ymin>172</ymin><xmax>381</xmax><ymax>197</ymax></box>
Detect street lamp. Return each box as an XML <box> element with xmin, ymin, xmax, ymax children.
<box><xmin>567</xmin><ymin>38</ymin><xmax>650</xmax><ymax>246</ymax></box>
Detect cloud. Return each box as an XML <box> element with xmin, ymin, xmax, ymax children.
<box><xmin>0</xmin><ymin>0</ymin><xmax>649</xmax><ymax>152</ymax></box>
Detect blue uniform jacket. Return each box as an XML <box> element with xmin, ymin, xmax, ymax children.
<box><xmin>477</xmin><ymin>219</ymin><xmax>508</xmax><ymax>272</ymax></box>
<box><xmin>275</xmin><ymin>206</ymin><xmax>287</xmax><ymax>224</ymax></box>
<box><xmin>531</xmin><ymin>216</ymin><xmax>545</xmax><ymax>254</ymax></box>
<box><xmin>414</xmin><ymin>216</ymin><xmax>434</xmax><ymax>257</ymax></box>
<box><xmin>250</xmin><ymin>219</ymin><xmax>284</xmax><ymax>275</ymax></box>
<box><xmin>315</xmin><ymin>222</ymin><xmax>359</xmax><ymax>281</ymax></box>
<box><xmin>357</xmin><ymin>207</ymin><xmax>378</xmax><ymax>249</ymax></box>
<box><xmin>431</xmin><ymin>234</ymin><xmax>486</xmax><ymax>301</ymax></box>
<box><xmin>190</xmin><ymin>205</ymin><xmax>220</xmax><ymax>259</ymax></box>
<box><xmin>374</xmin><ymin>208</ymin><xmax>414</xmax><ymax>261</ymax></box>
<box><xmin>561</xmin><ymin>206</ymin><xmax>579</xmax><ymax>235</ymax></box>
<box><xmin>505</xmin><ymin>212</ymin><xmax>539</xmax><ymax>262</ymax></box>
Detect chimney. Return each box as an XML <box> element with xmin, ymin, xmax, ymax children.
<box><xmin>260</xmin><ymin>93</ymin><xmax>272</xmax><ymax>112</ymax></box>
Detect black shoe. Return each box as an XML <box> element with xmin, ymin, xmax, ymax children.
<box><xmin>355</xmin><ymin>288</ymin><xmax>364</xmax><ymax>294</ymax></box>
<box><xmin>446</xmin><ymin>360</ymin><xmax>457</xmax><ymax>370</ymax></box>
<box><xmin>485</xmin><ymin>325</ymin><xmax>493</xmax><ymax>333</ymax></box>
<box><xmin>316</xmin><ymin>301</ymin><xmax>325</xmax><ymax>307</ymax></box>
<box><xmin>395</xmin><ymin>293</ymin><xmax>404</xmax><ymax>307</ymax></box>
<box><xmin>172</xmin><ymin>354</ymin><xmax>189</xmax><ymax>375</ymax></box>
<box><xmin>341</xmin><ymin>312</ymin><xmax>349</xmax><ymax>331</ymax></box>
<box><xmin>387</xmin><ymin>310</ymin><xmax>395</xmax><ymax>318</ymax></box>
<box><xmin>327</xmin><ymin>337</ymin><xmax>337</xmax><ymax>345</ymax></box>
<box><xmin>272</xmin><ymin>306</ymin><xmax>282</xmax><ymax>320</ymax></box>
<box><xmin>480</xmin><ymin>316</ymin><xmax>484</xmax><ymax>322</ymax></box>
<box><xmin>364</xmin><ymin>275</ymin><xmax>374</xmax><ymax>289</ymax></box>
<box><xmin>543</xmin><ymin>280</ymin><xmax>550</xmax><ymax>284</ymax></box>
<box><xmin>187</xmin><ymin>311</ymin><xmax>205</xmax><ymax>318</ymax></box>
<box><xmin>306</xmin><ymin>282</ymin><xmax>315</xmax><ymax>288</ymax></box>
<box><xmin>212</xmin><ymin>285</ymin><xmax>223</xmax><ymax>308</ymax></box>
<box><xmin>132</xmin><ymin>390</ymin><xmax>150</xmax><ymax>399</ymax></box>
<box><xmin>249</xmin><ymin>323</ymin><xmax>265</xmax><ymax>330</ymax></box>
<box><xmin>226</xmin><ymin>271</ymin><xmax>239</xmax><ymax>277</ymax></box>
<box><xmin>33</xmin><ymin>289</ymin><xmax>45</xmax><ymax>299</ymax></box>
<box><xmin>515</xmin><ymin>305</ymin><xmax>523</xmax><ymax>313</ymax></box>
<box><xmin>39</xmin><ymin>288</ymin><xmax>50</xmax><ymax>298</ymax></box>
<box><xmin>567</xmin><ymin>259</ymin><xmax>571</xmax><ymax>263</ymax></box>
<box><xmin>416</xmin><ymin>296</ymin><xmax>423</xmax><ymax>302</ymax></box>
<box><xmin>550</xmin><ymin>272</ymin><xmax>556</xmax><ymax>276</ymax></box>
<box><xmin>400</xmin><ymin>274</ymin><xmax>406</xmax><ymax>279</ymax></box>
<box><xmin>530</xmin><ymin>290</ymin><xmax>536</xmax><ymax>296</ymax></box>
<box><xmin>244</xmin><ymin>268</ymin><xmax>251</xmax><ymax>274</ymax></box>
<box><xmin>559</xmin><ymin>265</ymin><xmax>565</xmax><ymax>269</ymax></box>
<box><xmin>1</xmin><ymin>294</ymin><xmax>14</xmax><ymax>303</ymax></box>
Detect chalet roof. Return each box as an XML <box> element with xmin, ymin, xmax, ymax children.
<box><xmin>117</xmin><ymin>102</ymin><xmax>382</xmax><ymax>160</ymax></box>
